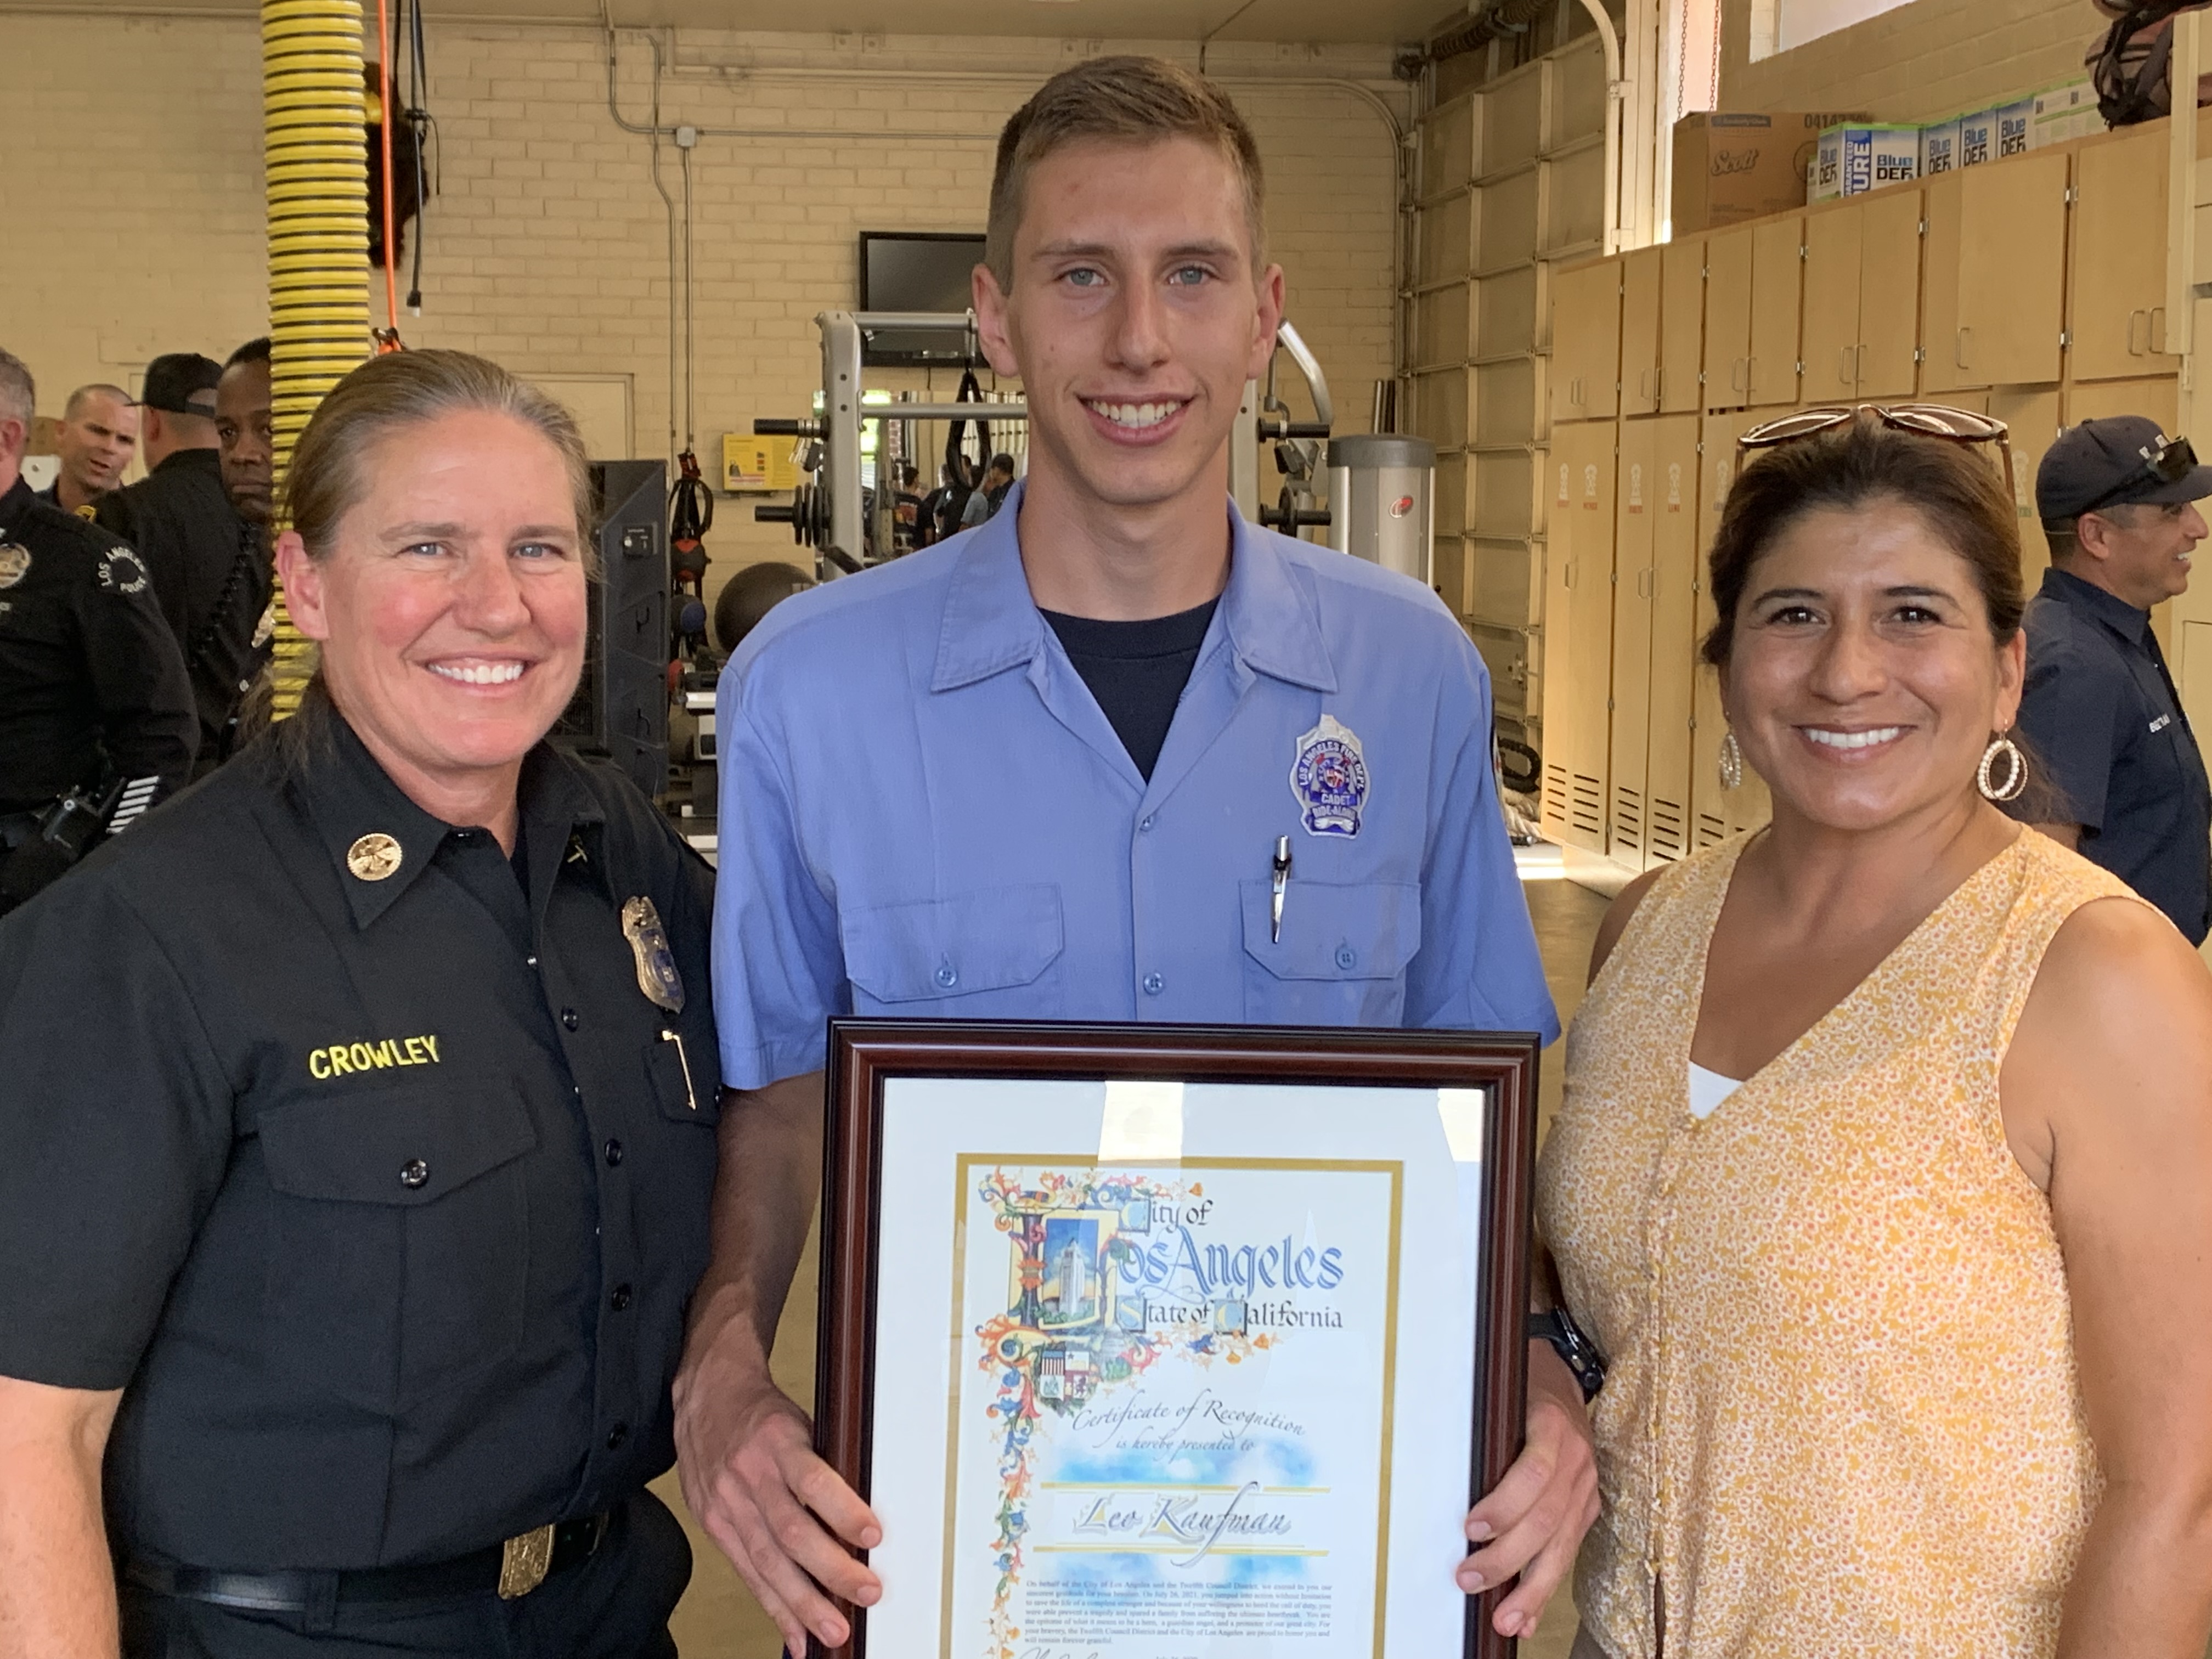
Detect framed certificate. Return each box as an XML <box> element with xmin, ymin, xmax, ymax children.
<box><xmin>815</xmin><ymin>1020</ymin><xmax>1541</xmax><ymax>1659</ymax></box>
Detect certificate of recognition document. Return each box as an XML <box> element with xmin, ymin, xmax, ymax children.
<box><xmin>850</xmin><ymin>1064</ymin><xmax>1504</xmax><ymax>1659</ymax></box>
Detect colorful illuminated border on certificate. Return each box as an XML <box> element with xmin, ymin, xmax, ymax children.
<box><xmin>939</xmin><ymin>1156</ymin><xmax>1404</xmax><ymax>1659</ymax></box>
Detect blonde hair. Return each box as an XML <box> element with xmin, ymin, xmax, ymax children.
<box><xmin>284</xmin><ymin>348</ymin><xmax>595</xmax><ymax>569</ymax></box>
<box><xmin>985</xmin><ymin>56</ymin><xmax>1267</xmax><ymax>291</ymax></box>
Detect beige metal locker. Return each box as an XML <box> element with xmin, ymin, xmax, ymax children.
<box><xmin>1610</xmin><ymin>420</ymin><xmax>1661</xmax><ymax>864</ymax></box>
<box><xmin>2069</xmin><ymin>128</ymin><xmax>2182</xmax><ymax>382</ymax></box>
<box><xmin>1539</xmin><ymin>419</ymin><xmax>1618</xmax><ymax>851</ymax></box>
<box><xmin>1621</xmin><ymin>247</ymin><xmax>1663</xmax><ymax>416</ymax></box>
<box><xmin>1691</xmin><ymin>409</ymin><xmax>1776</xmax><ymax>847</ymax></box>
<box><xmin>1987</xmin><ymin>386</ymin><xmax>2064</xmax><ymax>592</ymax></box>
<box><xmin>1550</xmin><ymin>259</ymin><xmax>1623</xmax><ymax>424</ymax></box>
<box><xmin>1660</xmin><ymin>236</ymin><xmax>1706</xmax><ymax>415</ymax></box>
<box><xmin>1956</xmin><ymin>150</ymin><xmax>2069</xmax><ymax>388</ymax></box>
<box><xmin>1645</xmin><ymin>414</ymin><xmax>1702</xmax><ymax>866</ymax></box>
<box><xmin>1748</xmin><ymin>215</ymin><xmax>1805</xmax><ymax>408</ymax></box>
<box><xmin>1705</xmin><ymin>227</ymin><xmax>1753</xmax><ymax>410</ymax></box>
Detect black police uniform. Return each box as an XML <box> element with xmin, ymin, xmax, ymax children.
<box><xmin>95</xmin><ymin>447</ymin><xmax>270</xmax><ymax>772</ymax></box>
<box><xmin>0</xmin><ymin>477</ymin><xmax>195</xmax><ymax>900</ymax></box>
<box><xmin>0</xmin><ymin>695</ymin><xmax>721</xmax><ymax>1656</ymax></box>
<box><xmin>2016</xmin><ymin>564</ymin><xmax>2212</xmax><ymax>942</ymax></box>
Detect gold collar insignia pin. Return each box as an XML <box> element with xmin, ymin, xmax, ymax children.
<box><xmin>620</xmin><ymin>895</ymin><xmax>684</xmax><ymax>1013</ymax></box>
<box><xmin>347</xmin><ymin>832</ymin><xmax>404</xmax><ymax>882</ymax></box>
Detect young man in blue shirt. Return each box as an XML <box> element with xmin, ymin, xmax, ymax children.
<box><xmin>676</xmin><ymin>54</ymin><xmax>1589</xmax><ymax>1655</ymax></box>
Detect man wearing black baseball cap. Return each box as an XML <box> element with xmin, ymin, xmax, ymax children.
<box><xmin>95</xmin><ymin>351</ymin><xmax>258</xmax><ymax>775</ymax></box>
<box><xmin>2016</xmin><ymin>414</ymin><xmax>2212</xmax><ymax>941</ymax></box>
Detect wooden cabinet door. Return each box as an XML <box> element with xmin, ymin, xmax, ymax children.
<box><xmin>1704</xmin><ymin>228</ymin><xmax>1753</xmax><ymax>410</ymax></box>
<box><xmin>1921</xmin><ymin>171</ymin><xmax>1965</xmax><ymax>396</ymax></box>
<box><xmin>1611</xmin><ymin>420</ymin><xmax>1660</xmax><ymax>863</ymax></box>
<box><xmin>1621</xmin><ymin>247</ymin><xmax>1664</xmax><ymax>415</ymax></box>
<box><xmin>1550</xmin><ymin>260</ymin><xmax>1623</xmax><ymax>424</ymax></box>
<box><xmin>1547</xmin><ymin>419</ymin><xmax>1618</xmax><ymax>851</ymax></box>
<box><xmin>1801</xmin><ymin>201</ymin><xmax>1864</xmax><ymax>406</ymax></box>
<box><xmin>1958</xmin><ymin>150</ymin><xmax>2069</xmax><ymax>387</ymax></box>
<box><xmin>2070</xmin><ymin>129</ymin><xmax>2182</xmax><ymax>382</ymax></box>
<box><xmin>1855</xmin><ymin>188</ymin><xmax>1924</xmax><ymax>398</ymax></box>
<box><xmin>1644</xmin><ymin>414</ymin><xmax>1702</xmax><ymax>866</ymax></box>
<box><xmin>1988</xmin><ymin>386</ymin><xmax>2063</xmax><ymax>592</ymax></box>
<box><xmin>1748</xmin><ymin>215</ymin><xmax>1804</xmax><ymax>408</ymax></box>
<box><xmin>1659</xmin><ymin>236</ymin><xmax>1706</xmax><ymax>414</ymax></box>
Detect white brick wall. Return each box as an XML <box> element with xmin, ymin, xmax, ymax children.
<box><xmin>1723</xmin><ymin>0</ymin><xmax>2095</xmax><ymax>122</ymax></box>
<box><xmin>0</xmin><ymin>14</ymin><xmax>1406</xmax><ymax>592</ymax></box>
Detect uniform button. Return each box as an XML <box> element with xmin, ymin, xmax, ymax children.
<box><xmin>562</xmin><ymin>1007</ymin><xmax>580</xmax><ymax>1031</ymax></box>
<box><xmin>1142</xmin><ymin>972</ymin><xmax>1164</xmax><ymax>996</ymax></box>
<box><xmin>526</xmin><ymin>955</ymin><xmax>539</xmax><ymax>968</ymax></box>
<box><xmin>1335</xmin><ymin>945</ymin><xmax>1358</xmax><ymax>969</ymax></box>
<box><xmin>399</xmin><ymin>1158</ymin><xmax>430</xmax><ymax>1189</ymax></box>
<box><xmin>611</xmin><ymin>1283</ymin><xmax>634</xmax><ymax>1311</ymax></box>
<box><xmin>604</xmin><ymin>1138</ymin><xmax>625</xmax><ymax>1167</ymax></box>
<box><xmin>935</xmin><ymin>964</ymin><xmax>958</xmax><ymax>989</ymax></box>
<box><xmin>606</xmin><ymin>1423</ymin><xmax>629</xmax><ymax>1451</ymax></box>
<box><xmin>1139</xmin><ymin>814</ymin><xmax>1155</xmax><ymax>832</ymax></box>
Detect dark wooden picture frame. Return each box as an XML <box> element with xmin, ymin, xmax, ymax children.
<box><xmin>815</xmin><ymin>1019</ymin><xmax>1542</xmax><ymax>1659</ymax></box>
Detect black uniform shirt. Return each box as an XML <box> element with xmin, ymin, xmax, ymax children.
<box><xmin>0</xmin><ymin>701</ymin><xmax>721</xmax><ymax>1569</ymax></box>
<box><xmin>0</xmin><ymin>477</ymin><xmax>194</xmax><ymax>812</ymax></box>
<box><xmin>2015</xmin><ymin>564</ymin><xmax>2212</xmax><ymax>941</ymax></box>
<box><xmin>95</xmin><ymin>448</ymin><xmax>269</xmax><ymax>765</ymax></box>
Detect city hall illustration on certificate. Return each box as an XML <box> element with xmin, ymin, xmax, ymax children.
<box><xmin>943</xmin><ymin>1159</ymin><xmax>1404</xmax><ymax>1659</ymax></box>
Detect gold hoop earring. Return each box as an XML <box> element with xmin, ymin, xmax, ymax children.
<box><xmin>1718</xmin><ymin>730</ymin><xmax>1744</xmax><ymax>792</ymax></box>
<box><xmin>1977</xmin><ymin>732</ymin><xmax>2027</xmax><ymax>803</ymax></box>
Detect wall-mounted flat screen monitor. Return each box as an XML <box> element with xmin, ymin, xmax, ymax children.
<box><xmin>859</xmin><ymin>232</ymin><xmax>986</xmax><ymax>365</ymax></box>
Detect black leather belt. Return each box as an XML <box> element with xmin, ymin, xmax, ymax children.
<box><xmin>123</xmin><ymin>1513</ymin><xmax>610</xmax><ymax>1612</ymax></box>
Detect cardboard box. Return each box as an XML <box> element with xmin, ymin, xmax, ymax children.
<box><xmin>1674</xmin><ymin>110</ymin><xmax>1874</xmax><ymax>231</ymax></box>
<box><xmin>1920</xmin><ymin>117</ymin><xmax>1961</xmax><ymax>176</ymax></box>
<box><xmin>1959</xmin><ymin>107</ymin><xmax>1998</xmax><ymax>167</ymax></box>
<box><xmin>1996</xmin><ymin>95</ymin><xmax>2035</xmax><ymax>159</ymax></box>
<box><xmin>1814</xmin><ymin>124</ymin><xmax>1919</xmax><ymax>200</ymax></box>
<box><xmin>2030</xmin><ymin>77</ymin><xmax>2102</xmax><ymax>147</ymax></box>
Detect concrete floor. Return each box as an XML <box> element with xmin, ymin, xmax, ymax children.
<box><xmin>656</xmin><ymin>876</ymin><xmax>1616</xmax><ymax>1658</ymax></box>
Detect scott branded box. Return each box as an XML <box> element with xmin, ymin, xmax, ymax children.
<box><xmin>1675</xmin><ymin>110</ymin><xmax>1872</xmax><ymax>229</ymax></box>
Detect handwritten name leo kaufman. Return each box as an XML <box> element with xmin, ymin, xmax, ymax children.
<box><xmin>1068</xmin><ymin>1480</ymin><xmax>1301</xmax><ymax>1553</ymax></box>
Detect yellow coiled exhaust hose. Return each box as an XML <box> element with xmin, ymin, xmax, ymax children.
<box><xmin>263</xmin><ymin>0</ymin><xmax>368</xmax><ymax>715</ymax></box>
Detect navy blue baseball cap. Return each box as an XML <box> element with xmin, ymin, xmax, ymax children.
<box><xmin>2036</xmin><ymin>415</ymin><xmax>2212</xmax><ymax>524</ymax></box>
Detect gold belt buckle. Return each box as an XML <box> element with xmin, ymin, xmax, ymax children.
<box><xmin>498</xmin><ymin>1523</ymin><xmax>556</xmax><ymax>1599</ymax></box>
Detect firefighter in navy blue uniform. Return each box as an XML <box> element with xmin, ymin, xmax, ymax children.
<box><xmin>0</xmin><ymin>454</ymin><xmax>195</xmax><ymax>913</ymax></box>
<box><xmin>0</xmin><ymin>350</ymin><xmax>718</xmax><ymax>1658</ymax></box>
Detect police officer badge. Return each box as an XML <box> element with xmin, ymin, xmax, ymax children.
<box><xmin>0</xmin><ymin>544</ymin><xmax>27</xmax><ymax>589</ymax></box>
<box><xmin>1290</xmin><ymin>713</ymin><xmax>1369</xmax><ymax>837</ymax></box>
<box><xmin>621</xmin><ymin>895</ymin><xmax>685</xmax><ymax>1013</ymax></box>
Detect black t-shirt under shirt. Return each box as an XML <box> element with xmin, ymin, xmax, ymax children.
<box><xmin>1041</xmin><ymin>597</ymin><xmax>1220</xmax><ymax>781</ymax></box>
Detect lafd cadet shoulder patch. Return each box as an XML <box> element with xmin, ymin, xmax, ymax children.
<box><xmin>1290</xmin><ymin>713</ymin><xmax>1369</xmax><ymax>837</ymax></box>
<box><xmin>97</xmin><ymin>548</ymin><xmax>149</xmax><ymax>596</ymax></box>
<box><xmin>621</xmin><ymin>895</ymin><xmax>685</xmax><ymax>1013</ymax></box>
<box><xmin>0</xmin><ymin>545</ymin><xmax>28</xmax><ymax>589</ymax></box>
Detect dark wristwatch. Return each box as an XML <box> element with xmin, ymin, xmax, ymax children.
<box><xmin>1528</xmin><ymin>1307</ymin><xmax>1607</xmax><ymax>1402</ymax></box>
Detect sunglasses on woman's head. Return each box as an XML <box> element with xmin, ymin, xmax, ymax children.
<box><xmin>1737</xmin><ymin>403</ymin><xmax>2016</xmax><ymax>501</ymax></box>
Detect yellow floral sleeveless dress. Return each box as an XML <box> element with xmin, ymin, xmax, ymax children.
<box><xmin>1536</xmin><ymin>830</ymin><xmax>2148</xmax><ymax>1659</ymax></box>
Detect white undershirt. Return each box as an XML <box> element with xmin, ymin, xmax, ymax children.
<box><xmin>1688</xmin><ymin>1062</ymin><xmax>1743</xmax><ymax>1119</ymax></box>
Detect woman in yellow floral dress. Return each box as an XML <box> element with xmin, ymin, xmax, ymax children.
<box><xmin>1537</xmin><ymin>413</ymin><xmax>2212</xmax><ymax>1658</ymax></box>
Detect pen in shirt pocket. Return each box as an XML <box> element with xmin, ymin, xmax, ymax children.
<box><xmin>1271</xmin><ymin>836</ymin><xmax>1293</xmax><ymax>943</ymax></box>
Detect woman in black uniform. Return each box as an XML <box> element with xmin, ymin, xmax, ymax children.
<box><xmin>0</xmin><ymin>349</ymin><xmax>720</xmax><ymax>1658</ymax></box>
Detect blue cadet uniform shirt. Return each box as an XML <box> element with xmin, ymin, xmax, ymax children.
<box><xmin>713</xmin><ymin>487</ymin><xmax>1558</xmax><ymax>1090</ymax></box>
<box><xmin>2016</xmin><ymin>565</ymin><xmax>2212</xmax><ymax>943</ymax></box>
<box><xmin>0</xmin><ymin>701</ymin><xmax>720</xmax><ymax>1570</ymax></box>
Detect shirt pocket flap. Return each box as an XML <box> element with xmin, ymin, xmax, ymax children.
<box><xmin>1241</xmin><ymin>878</ymin><xmax>1421</xmax><ymax>981</ymax></box>
<box><xmin>259</xmin><ymin>1079</ymin><xmax>539</xmax><ymax>1206</ymax></box>
<box><xmin>843</xmin><ymin>884</ymin><xmax>1065</xmax><ymax>1003</ymax></box>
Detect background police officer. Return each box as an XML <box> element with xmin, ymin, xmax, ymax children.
<box><xmin>2018</xmin><ymin>415</ymin><xmax>2212</xmax><ymax>941</ymax></box>
<box><xmin>97</xmin><ymin>350</ymin><xmax>266</xmax><ymax>774</ymax></box>
<box><xmin>0</xmin><ymin>346</ymin><xmax>194</xmax><ymax>913</ymax></box>
<box><xmin>40</xmin><ymin>381</ymin><xmax>139</xmax><ymax>516</ymax></box>
<box><xmin>0</xmin><ymin>350</ymin><xmax>716</xmax><ymax>1657</ymax></box>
